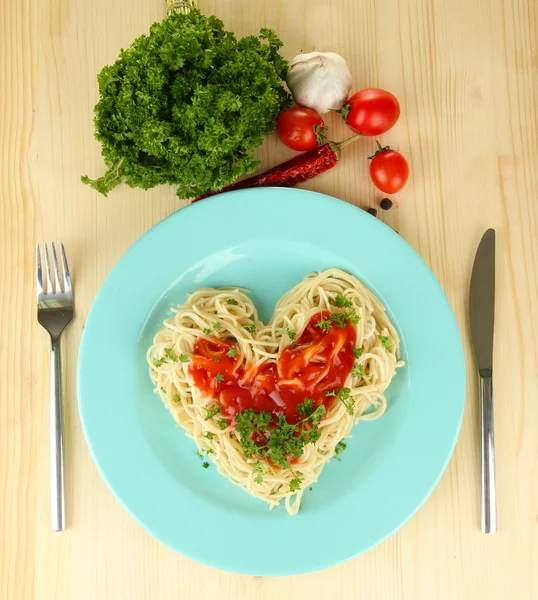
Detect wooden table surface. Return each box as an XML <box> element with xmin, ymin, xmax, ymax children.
<box><xmin>1</xmin><ymin>0</ymin><xmax>537</xmax><ymax>598</ymax></box>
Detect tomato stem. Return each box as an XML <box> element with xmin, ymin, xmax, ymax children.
<box><xmin>368</xmin><ymin>140</ymin><xmax>391</xmax><ymax>160</ymax></box>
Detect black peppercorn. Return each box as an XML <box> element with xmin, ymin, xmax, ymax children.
<box><xmin>367</xmin><ymin>208</ymin><xmax>378</xmax><ymax>217</ymax></box>
<box><xmin>380</xmin><ymin>198</ymin><xmax>393</xmax><ymax>210</ymax></box>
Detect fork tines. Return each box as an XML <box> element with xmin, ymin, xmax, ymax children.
<box><xmin>36</xmin><ymin>242</ymin><xmax>72</xmax><ymax>298</ymax></box>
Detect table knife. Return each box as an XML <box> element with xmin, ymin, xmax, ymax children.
<box><xmin>469</xmin><ymin>228</ymin><xmax>496</xmax><ymax>534</ymax></box>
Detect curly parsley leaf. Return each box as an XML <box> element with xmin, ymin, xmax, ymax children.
<box><xmin>152</xmin><ymin>356</ymin><xmax>167</xmax><ymax>367</ymax></box>
<box><xmin>203</xmin><ymin>328</ymin><xmax>212</xmax><ymax>336</ymax></box>
<box><xmin>164</xmin><ymin>345</ymin><xmax>179</xmax><ymax>362</ymax></box>
<box><xmin>326</xmin><ymin>387</ymin><xmax>354</xmax><ymax>416</ymax></box>
<box><xmin>172</xmin><ymin>394</ymin><xmax>181</xmax><ymax>403</ymax></box>
<box><xmin>217</xmin><ymin>418</ymin><xmax>228</xmax><ymax>430</ymax></box>
<box><xmin>297</xmin><ymin>398</ymin><xmax>315</xmax><ymax>417</ymax></box>
<box><xmin>329</xmin><ymin>293</ymin><xmax>353</xmax><ymax>308</ymax></box>
<box><xmin>213</xmin><ymin>322</ymin><xmax>222</xmax><ymax>332</ymax></box>
<box><xmin>204</xmin><ymin>432</ymin><xmax>214</xmax><ymax>441</ymax></box>
<box><xmin>351</xmin><ymin>345</ymin><xmax>363</xmax><ymax>359</ymax></box>
<box><xmin>289</xmin><ymin>474</ymin><xmax>303</xmax><ymax>492</ymax></box>
<box><xmin>281</xmin><ymin>327</ymin><xmax>297</xmax><ymax>342</ymax></box>
<box><xmin>179</xmin><ymin>354</ymin><xmax>190</xmax><ymax>363</ymax></box>
<box><xmin>215</xmin><ymin>372</ymin><xmax>224</xmax><ymax>383</ymax></box>
<box><xmin>242</xmin><ymin>322</ymin><xmax>257</xmax><ymax>335</ymax></box>
<box><xmin>315</xmin><ymin>316</ymin><xmax>332</xmax><ymax>331</ymax></box>
<box><xmin>330</xmin><ymin>308</ymin><xmax>360</xmax><ymax>328</ymax></box>
<box><xmin>202</xmin><ymin>461</ymin><xmax>210</xmax><ymax>469</ymax></box>
<box><xmin>227</xmin><ymin>298</ymin><xmax>239</xmax><ymax>305</ymax></box>
<box><xmin>334</xmin><ymin>439</ymin><xmax>347</xmax><ymax>461</ymax></box>
<box><xmin>253</xmin><ymin>460</ymin><xmax>264</xmax><ymax>484</ymax></box>
<box><xmin>352</xmin><ymin>362</ymin><xmax>367</xmax><ymax>378</ymax></box>
<box><xmin>226</xmin><ymin>347</ymin><xmax>238</xmax><ymax>358</ymax></box>
<box><xmin>204</xmin><ymin>405</ymin><xmax>222</xmax><ymax>420</ymax></box>
<box><xmin>82</xmin><ymin>11</ymin><xmax>291</xmax><ymax>199</ymax></box>
<box><xmin>379</xmin><ymin>335</ymin><xmax>394</xmax><ymax>351</ymax></box>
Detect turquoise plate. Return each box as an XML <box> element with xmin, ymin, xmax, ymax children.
<box><xmin>77</xmin><ymin>188</ymin><xmax>465</xmax><ymax>576</ymax></box>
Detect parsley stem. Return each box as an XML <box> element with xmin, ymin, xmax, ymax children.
<box><xmin>166</xmin><ymin>0</ymin><xmax>198</xmax><ymax>16</ymax></box>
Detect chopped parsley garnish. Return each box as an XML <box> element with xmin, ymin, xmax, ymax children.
<box><xmin>334</xmin><ymin>439</ymin><xmax>347</xmax><ymax>461</ymax></box>
<box><xmin>379</xmin><ymin>335</ymin><xmax>394</xmax><ymax>350</ymax></box>
<box><xmin>347</xmin><ymin>309</ymin><xmax>360</xmax><ymax>324</ymax></box>
<box><xmin>330</xmin><ymin>308</ymin><xmax>360</xmax><ymax>328</ymax></box>
<box><xmin>281</xmin><ymin>327</ymin><xmax>297</xmax><ymax>342</ymax></box>
<box><xmin>351</xmin><ymin>345</ymin><xmax>363</xmax><ymax>359</ymax></box>
<box><xmin>329</xmin><ymin>293</ymin><xmax>353</xmax><ymax>308</ymax></box>
<box><xmin>329</xmin><ymin>312</ymin><xmax>347</xmax><ymax>328</ymax></box>
<box><xmin>253</xmin><ymin>460</ymin><xmax>264</xmax><ymax>484</ymax></box>
<box><xmin>202</xmin><ymin>461</ymin><xmax>210</xmax><ymax>469</ymax></box>
<box><xmin>296</xmin><ymin>398</ymin><xmax>315</xmax><ymax>417</ymax></box>
<box><xmin>235</xmin><ymin>405</ymin><xmax>326</xmax><ymax>492</ymax></box>
<box><xmin>226</xmin><ymin>347</ymin><xmax>238</xmax><ymax>358</ymax></box>
<box><xmin>289</xmin><ymin>472</ymin><xmax>303</xmax><ymax>493</ymax></box>
<box><xmin>213</xmin><ymin>322</ymin><xmax>222</xmax><ymax>332</ymax></box>
<box><xmin>242</xmin><ymin>322</ymin><xmax>257</xmax><ymax>335</ymax></box>
<box><xmin>213</xmin><ymin>356</ymin><xmax>220</xmax><ymax>362</ymax></box>
<box><xmin>326</xmin><ymin>387</ymin><xmax>354</xmax><ymax>415</ymax></box>
<box><xmin>204</xmin><ymin>432</ymin><xmax>214</xmax><ymax>440</ymax></box>
<box><xmin>315</xmin><ymin>316</ymin><xmax>332</xmax><ymax>331</ymax></box>
<box><xmin>309</xmin><ymin>487</ymin><xmax>313</xmax><ymax>491</ymax></box>
<box><xmin>179</xmin><ymin>354</ymin><xmax>190</xmax><ymax>363</ymax></box>
<box><xmin>217</xmin><ymin>418</ymin><xmax>228</xmax><ymax>430</ymax></box>
<box><xmin>164</xmin><ymin>345</ymin><xmax>179</xmax><ymax>362</ymax></box>
<box><xmin>227</xmin><ymin>298</ymin><xmax>239</xmax><ymax>305</ymax></box>
<box><xmin>152</xmin><ymin>356</ymin><xmax>167</xmax><ymax>367</ymax></box>
<box><xmin>203</xmin><ymin>328</ymin><xmax>212</xmax><ymax>336</ymax></box>
<box><xmin>352</xmin><ymin>363</ymin><xmax>367</xmax><ymax>378</ymax></box>
<box><xmin>204</xmin><ymin>405</ymin><xmax>222</xmax><ymax>420</ymax></box>
<box><xmin>172</xmin><ymin>394</ymin><xmax>181</xmax><ymax>403</ymax></box>
<box><xmin>216</xmin><ymin>372</ymin><xmax>224</xmax><ymax>383</ymax></box>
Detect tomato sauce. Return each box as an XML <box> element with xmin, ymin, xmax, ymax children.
<box><xmin>189</xmin><ymin>311</ymin><xmax>356</xmax><ymax>424</ymax></box>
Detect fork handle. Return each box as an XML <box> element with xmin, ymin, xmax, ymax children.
<box><xmin>50</xmin><ymin>339</ymin><xmax>66</xmax><ymax>531</ymax></box>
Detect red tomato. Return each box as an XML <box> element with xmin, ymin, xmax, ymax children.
<box><xmin>276</xmin><ymin>107</ymin><xmax>324</xmax><ymax>151</ymax></box>
<box><xmin>342</xmin><ymin>89</ymin><xmax>400</xmax><ymax>136</ymax></box>
<box><xmin>370</xmin><ymin>149</ymin><xmax>409</xmax><ymax>193</ymax></box>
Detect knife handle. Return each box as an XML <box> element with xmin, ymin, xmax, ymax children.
<box><xmin>479</xmin><ymin>373</ymin><xmax>496</xmax><ymax>533</ymax></box>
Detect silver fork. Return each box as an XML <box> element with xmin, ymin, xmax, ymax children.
<box><xmin>36</xmin><ymin>242</ymin><xmax>74</xmax><ymax>531</ymax></box>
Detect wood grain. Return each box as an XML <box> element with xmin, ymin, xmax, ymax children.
<box><xmin>1</xmin><ymin>0</ymin><xmax>537</xmax><ymax>598</ymax></box>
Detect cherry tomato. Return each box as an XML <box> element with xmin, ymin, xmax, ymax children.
<box><xmin>342</xmin><ymin>89</ymin><xmax>400</xmax><ymax>136</ymax></box>
<box><xmin>370</xmin><ymin>149</ymin><xmax>409</xmax><ymax>194</ymax></box>
<box><xmin>276</xmin><ymin>107</ymin><xmax>325</xmax><ymax>151</ymax></box>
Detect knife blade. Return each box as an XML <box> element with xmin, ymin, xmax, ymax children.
<box><xmin>469</xmin><ymin>228</ymin><xmax>496</xmax><ymax>534</ymax></box>
<box><xmin>470</xmin><ymin>229</ymin><xmax>495</xmax><ymax>374</ymax></box>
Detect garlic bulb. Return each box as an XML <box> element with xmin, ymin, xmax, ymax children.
<box><xmin>286</xmin><ymin>51</ymin><xmax>353</xmax><ymax>114</ymax></box>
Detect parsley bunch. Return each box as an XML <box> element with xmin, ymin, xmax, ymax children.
<box><xmin>82</xmin><ymin>10</ymin><xmax>290</xmax><ymax>198</ymax></box>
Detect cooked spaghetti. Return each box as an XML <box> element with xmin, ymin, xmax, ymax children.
<box><xmin>147</xmin><ymin>269</ymin><xmax>403</xmax><ymax>514</ymax></box>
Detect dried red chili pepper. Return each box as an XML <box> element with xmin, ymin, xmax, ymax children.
<box><xmin>192</xmin><ymin>134</ymin><xmax>361</xmax><ymax>202</ymax></box>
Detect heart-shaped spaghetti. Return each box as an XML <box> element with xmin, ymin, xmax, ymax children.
<box><xmin>147</xmin><ymin>269</ymin><xmax>403</xmax><ymax>514</ymax></box>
